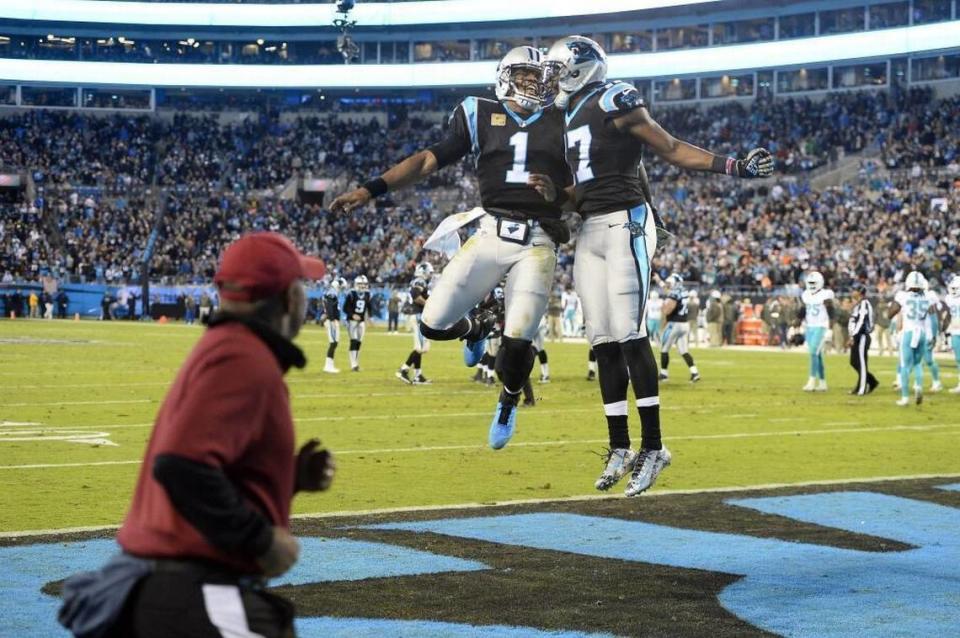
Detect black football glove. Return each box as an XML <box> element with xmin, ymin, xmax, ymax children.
<box><xmin>294</xmin><ymin>439</ymin><xmax>335</xmax><ymax>493</ymax></box>
<box><xmin>736</xmin><ymin>147</ymin><xmax>774</xmax><ymax>178</ymax></box>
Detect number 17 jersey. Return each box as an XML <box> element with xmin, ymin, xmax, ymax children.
<box><xmin>563</xmin><ymin>81</ymin><xmax>648</xmax><ymax>216</ymax></box>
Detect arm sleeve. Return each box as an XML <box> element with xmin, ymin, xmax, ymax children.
<box><xmin>153</xmin><ymin>454</ymin><xmax>274</xmax><ymax>558</ymax></box>
<box><xmin>825</xmin><ymin>300</ymin><xmax>835</xmax><ymax>321</ymax></box>
<box><xmin>428</xmin><ymin>104</ymin><xmax>472</xmax><ymax>169</ymax></box>
<box><xmin>343</xmin><ymin>293</ymin><xmax>355</xmax><ymax>316</ymax></box>
<box><xmin>796</xmin><ymin>304</ymin><xmax>806</xmax><ymax>323</ymax></box>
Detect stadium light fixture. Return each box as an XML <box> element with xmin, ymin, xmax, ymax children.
<box><xmin>0</xmin><ymin>22</ymin><xmax>955</xmax><ymax>88</ymax></box>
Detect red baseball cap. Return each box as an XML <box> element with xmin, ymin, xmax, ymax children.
<box><xmin>214</xmin><ymin>232</ymin><xmax>326</xmax><ymax>302</ymax></box>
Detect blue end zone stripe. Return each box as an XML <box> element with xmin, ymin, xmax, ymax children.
<box><xmin>628</xmin><ymin>204</ymin><xmax>650</xmax><ymax>332</ymax></box>
<box><xmin>462</xmin><ymin>96</ymin><xmax>479</xmax><ymax>156</ymax></box>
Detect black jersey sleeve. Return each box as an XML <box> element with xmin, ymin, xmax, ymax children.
<box><xmin>428</xmin><ymin>102</ymin><xmax>473</xmax><ymax>169</ymax></box>
<box><xmin>342</xmin><ymin>292</ymin><xmax>356</xmax><ymax>316</ymax></box>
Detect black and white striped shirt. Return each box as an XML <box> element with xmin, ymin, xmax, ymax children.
<box><xmin>847</xmin><ymin>299</ymin><xmax>874</xmax><ymax>337</ymax></box>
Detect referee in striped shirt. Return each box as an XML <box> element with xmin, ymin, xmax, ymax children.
<box><xmin>847</xmin><ymin>283</ymin><xmax>879</xmax><ymax>395</ymax></box>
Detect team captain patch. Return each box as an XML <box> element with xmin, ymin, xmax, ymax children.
<box><xmin>490</xmin><ymin>113</ymin><xmax>507</xmax><ymax>126</ymax></box>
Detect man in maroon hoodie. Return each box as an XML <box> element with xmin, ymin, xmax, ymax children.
<box><xmin>110</xmin><ymin>232</ymin><xmax>334</xmax><ymax>637</ymax></box>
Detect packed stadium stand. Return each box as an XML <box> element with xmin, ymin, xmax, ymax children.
<box><xmin>1</xmin><ymin>0</ymin><xmax>958</xmax><ymax>320</ymax></box>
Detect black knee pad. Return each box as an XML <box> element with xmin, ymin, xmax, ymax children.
<box><xmin>350</xmin><ymin>339</ymin><xmax>361</xmax><ymax>351</ymax></box>
<box><xmin>537</xmin><ymin>350</ymin><xmax>548</xmax><ymax>364</ymax></box>
<box><xmin>497</xmin><ymin>336</ymin><xmax>537</xmax><ymax>379</ymax></box>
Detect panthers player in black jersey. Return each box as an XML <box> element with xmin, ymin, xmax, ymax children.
<box><xmin>396</xmin><ymin>263</ymin><xmax>433</xmax><ymax>385</ymax></box>
<box><xmin>659</xmin><ymin>274</ymin><xmax>700</xmax><ymax>383</ymax></box>
<box><xmin>322</xmin><ymin>277</ymin><xmax>346</xmax><ymax>374</ymax></box>
<box><xmin>331</xmin><ymin>46</ymin><xmax>571</xmax><ymax>450</ymax></box>
<box><xmin>342</xmin><ymin>275</ymin><xmax>371</xmax><ymax>372</ymax></box>
<box><xmin>535</xmin><ymin>35</ymin><xmax>773</xmax><ymax>497</ymax></box>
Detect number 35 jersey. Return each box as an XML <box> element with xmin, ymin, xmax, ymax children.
<box><xmin>563</xmin><ymin>81</ymin><xmax>648</xmax><ymax>216</ymax></box>
<box><xmin>801</xmin><ymin>289</ymin><xmax>835</xmax><ymax>328</ymax></box>
<box><xmin>429</xmin><ymin>97</ymin><xmax>569</xmax><ymax>219</ymax></box>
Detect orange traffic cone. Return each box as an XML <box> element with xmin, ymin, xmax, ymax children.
<box><xmin>158</xmin><ymin>315</ymin><xmax>168</xmax><ymax>325</ymax></box>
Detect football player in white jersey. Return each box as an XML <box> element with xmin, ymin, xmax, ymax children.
<box><xmin>646</xmin><ymin>291</ymin><xmax>664</xmax><ymax>346</ymax></box>
<box><xmin>797</xmin><ymin>272</ymin><xmax>834</xmax><ymax>392</ymax></box>
<box><xmin>945</xmin><ymin>276</ymin><xmax>960</xmax><ymax>393</ymax></box>
<box><xmin>889</xmin><ymin>271</ymin><xmax>932</xmax><ymax>406</ymax></box>
<box><xmin>920</xmin><ymin>278</ymin><xmax>944</xmax><ymax>393</ymax></box>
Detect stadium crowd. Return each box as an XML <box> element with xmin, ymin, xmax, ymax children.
<box><xmin>1</xmin><ymin>86</ymin><xmax>958</xmax><ymax>293</ymax></box>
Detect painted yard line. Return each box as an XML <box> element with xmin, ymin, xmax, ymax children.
<box><xmin>4</xmin><ymin>471</ymin><xmax>960</xmax><ymax>539</ymax></box>
<box><xmin>3</xmin><ymin>422</ymin><xmax>956</xmax><ymax>469</ymax></box>
<box><xmin>2</xmin><ymin>399</ymin><xmax>154</xmax><ymax>408</ymax></box>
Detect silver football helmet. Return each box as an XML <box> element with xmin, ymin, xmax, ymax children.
<box><xmin>495</xmin><ymin>46</ymin><xmax>545</xmax><ymax>112</ymax></box>
<box><xmin>948</xmin><ymin>275</ymin><xmax>960</xmax><ymax>296</ymax></box>
<box><xmin>666</xmin><ymin>273</ymin><xmax>684</xmax><ymax>291</ymax></box>
<box><xmin>414</xmin><ymin>262</ymin><xmax>434</xmax><ymax>279</ymax></box>
<box><xmin>905</xmin><ymin>271</ymin><xmax>926</xmax><ymax>292</ymax></box>
<box><xmin>543</xmin><ymin>36</ymin><xmax>608</xmax><ymax>109</ymax></box>
<box><xmin>805</xmin><ymin>272</ymin><xmax>824</xmax><ymax>293</ymax></box>
<box><xmin>354</xmin><ymin>275</ymin><xmax>369</xmax><ymax>292</ymax></box>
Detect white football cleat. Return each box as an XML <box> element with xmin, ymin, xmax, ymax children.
<box><xmin>930</xmin><ymin>381</ymin><xmax>943</xmax><ymax>393</ymax></box>
<box><xmin>594</xmin><ymin>448</ymin><xmax>638</xmax><ymax>491</ymax></box>
<box><xmin>802</xmin><ymin>378</ymin><xmax>817</xmax><ymax>392</ymax></box>
<box><xmin>323</xmin><ymin>362</ymin><xmax>340</xmax><ymax>374</ymax></box>
<box><xmin>949</xmin><ymin>384</ymin><xmax>960</xmax><ymax>394</ymax></box>
<box><xmin>896</xmin><ymin>397</ymin><xmax>910</xmax><ymax>407</ymax></box>
<box><xmin>814</xmin><ymin>379</ymin><xmax>828</xmax><ymax>392</ymax></box>
<box><xmin>624</xmin><ymin>447</ymin><xmax>671</xmax><ymax>497</ymax></box>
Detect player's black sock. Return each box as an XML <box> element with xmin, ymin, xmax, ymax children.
<box><xmin>660</xmin><ymin>352</ymin><xmax>670</xmax><ymax>370</ymax></box>
<box><xmin>537</xmin><ymin>350</ymin><xmax>548</xmax><ymax>364</ymax></box>
<box><xmin>620</xmin><ymin>338</ymin><xmax>662</xmax><ymax>451</ymax></box>
<box><xmin>404</xmin><ymin>351</ymin><xmax>417</xmax><ymax>367</ymax></box>
<box><xmin>682</xmin><ymin>353</ymin><xmax>695</xmax><ymax>368</ymax></box>
<box><xmin>522</xmin><ymin>378</ymin><xmax>535</xmax><ymax>404</ymax></box>
<box><xmin>350</xmin><ymin>339</ymin><xmax>361</xmax><ymax>353</ymax></box>
<box><xmin>327</xmin><ymin>342</ymin><xmax>337</xmax><ymax>358</ymax></box>
<box><xmin>588</xmin><ymin>349</ymin><xmax>596</xmax><ymax>362</ymax></box>
<box><xmin>412</xmin><ymin>352</ymin><xmax>422</xmax><ymax>369</ymax></box>
<box><xmin>593</xmin><ymin>342</ymin><xmax>631</xmax><ymax>449</ymax></box>
<box><xmin>499</xmin><ymin>336</ymin><xmax>535</xmax><ymax>394</ymax></box>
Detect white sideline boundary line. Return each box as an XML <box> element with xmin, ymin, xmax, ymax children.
<box><xmin>3</xmin><ymin>471</ymin><xmax>960</xmax><ymax>539</ymax></box>
<box><xmin>1</xmin><ymin>422</ymin><xmax>957</xmax><ymax>469</ymax></box>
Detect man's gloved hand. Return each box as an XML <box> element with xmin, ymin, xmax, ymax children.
<box><xmin>294</xmin><ymin>439</ymin><xmax>335</xmax><ymax>493</ymax></box>
<box><xmin>737</xmin><ymin>148</ymin><xmax>774</xmax><ymax>178</ymax></box>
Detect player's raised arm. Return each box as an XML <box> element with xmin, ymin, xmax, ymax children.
<box><xmin>329</xmin><ymin>103</ymin><xmax>473</xmax><ymax>214</ymax></box>
<box><xmin>614</xmin><ymin>106</ymin><xmax>774</xmax><ymax>179</ymax></box>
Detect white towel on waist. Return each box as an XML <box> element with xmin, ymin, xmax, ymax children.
<box><xmin>423</xmin><ymin>207</ymin><xmax>486</xmax><ymax>258</ymax></box>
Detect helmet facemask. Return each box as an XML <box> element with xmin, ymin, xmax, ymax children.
<box><xmin>497</xmin><ymin>63</ymin><xmax>545</xmax><ymax>112</ymax></box>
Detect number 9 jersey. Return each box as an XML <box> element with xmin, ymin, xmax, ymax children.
<box><xmin>428</xmin><ymin>97</ymin><xmax>570</xmax><ymax>219</ymax></box>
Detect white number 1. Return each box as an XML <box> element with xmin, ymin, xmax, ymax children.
<box><xmin>505</xmin><ymin>132</ymin><xmax>530</xmax><ymax>183</ymax></box>
<box><xmin>567</xmin><ymin>125</ymin><xmax>594</xmax><ymax>183</ymax></box>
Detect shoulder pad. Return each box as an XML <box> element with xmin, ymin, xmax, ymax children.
<box><xmin>599</xmin><ymin>82</ymin><xmax>645</xmax><ymax>114</ymax></box>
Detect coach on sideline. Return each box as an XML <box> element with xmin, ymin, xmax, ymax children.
<box><xmin>59</xmin><ymin>232</ymin><xmax>335</xmax><ymax>638</ymax></box>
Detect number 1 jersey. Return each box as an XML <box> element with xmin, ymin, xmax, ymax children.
<box><xmin>429</xmin><ymin>97</ymin><xmax>569</xmax><ymax>219</ymax></box>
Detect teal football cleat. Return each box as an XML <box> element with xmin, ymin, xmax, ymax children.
<box><xmin>464</xmin><ymin>338</ymin><xmax>486</xmax><ymax>367</ymax></box>
<box><xmin>488</xmin><ymin>391</ymin><xmax>519</xmax><ymax>450</ymax></box>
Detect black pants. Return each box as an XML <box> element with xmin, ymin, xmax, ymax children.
<box><xmin>849</xmin><ymin>333</ymin><xmax>877</xmax><ymax>395</ymax></box>
<box><xmin>117</xmin><ymin>566</ymin><xmax>295</xmax><ymax>638</ymax></box>
<box><xmin>388</xmin><ymin>311</ymin><xmax>399</xmax><ymax>332</ymax></box>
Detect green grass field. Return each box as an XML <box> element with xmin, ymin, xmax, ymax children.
<box><xmin>1</xmin><ymin>319</ymin><xmax>959</xmax><ymax>535</ymax></box>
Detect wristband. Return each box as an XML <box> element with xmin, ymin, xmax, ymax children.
<box><xmin>362</xmin><ymin>177</ymin><xmax>388</xmax><ymax>198</ymax></box>
<box><xmin>710</xmin><ymin>155</ymin><xmax>738</xmax><ymax>177</ymax></box>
